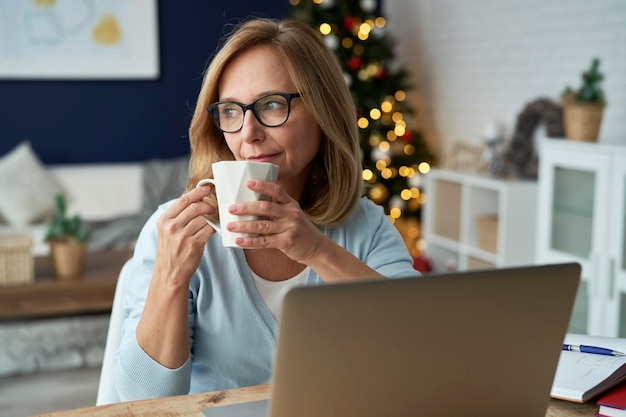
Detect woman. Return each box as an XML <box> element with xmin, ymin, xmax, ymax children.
<box><xmin>114</xmin><ymin>17</ymin><xmax>419</xmax><ymax>401</ymax></box>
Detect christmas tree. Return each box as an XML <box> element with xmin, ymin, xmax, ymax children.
<box><xmin>290</xmin><ymin>0</ymin><xmax>433</xmax><ymax>257</ymax></box>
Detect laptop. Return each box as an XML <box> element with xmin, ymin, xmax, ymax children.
<box><xmin>204</xmin><ymin>262</ymin><xmax>581</xmax><ymax>417</ymax></box>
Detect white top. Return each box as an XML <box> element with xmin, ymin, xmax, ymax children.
<box><xmin>250</xmin><ymin>267</ymin><xmax>310</xmax><ymax>322</ymax></box>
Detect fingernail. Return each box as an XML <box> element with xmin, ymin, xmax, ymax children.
<box><xmin>226</xmin><ymin>222</ymin><xmax>236</xmax><ymax>231</ymax></box>
<box><xmin>229</xmin><ymin>203</ymin><xmax>238</xmax><ymax>212</ymax></box>
<box><xmin>247</xmin><ymin>180</ymin><xmax>257</xmax><ymax>187</ymax></box>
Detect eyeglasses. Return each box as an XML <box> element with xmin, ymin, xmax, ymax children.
<box><xmin>207</xmin><ymin>92</ymin><xmax>301</xmax><ymax>133</ymax></box>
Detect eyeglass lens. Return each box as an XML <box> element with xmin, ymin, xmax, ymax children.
<box><xmin>211</xmin><ymin>94</ymin><xmax>294</xmax><ymax>133</ymax></box>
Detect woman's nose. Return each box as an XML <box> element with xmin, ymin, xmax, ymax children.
<box><xmin>239</xmin><ymin>109</ymin><xmax>264</xmax><ymax>143</ymax></box>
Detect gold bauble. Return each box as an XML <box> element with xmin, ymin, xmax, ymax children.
<box><xmin>369</xmin><ymin>183</ymin><xmax>388</xmax><ymax>204</ymax></box>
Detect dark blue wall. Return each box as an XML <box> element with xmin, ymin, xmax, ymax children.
<box><xmin>0</xmin><ymin>1</ymin><xmax>291</xmax><ymax>164</ymax></box>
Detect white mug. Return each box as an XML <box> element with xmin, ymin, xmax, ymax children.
<box><xmin>196</xmin><ymin>161</ymin><xmax>279</xmax><ymax>247</ymax></box>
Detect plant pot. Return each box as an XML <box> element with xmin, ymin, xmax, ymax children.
<box><xmin>50</xmin><ymin>239</ymin><xmax>87</xmax><ymax>280</ymax></box>
<box><xmin>562</xmin><ymin>102</ymin><xmax>605</xmax><ymax>142</ymax></box>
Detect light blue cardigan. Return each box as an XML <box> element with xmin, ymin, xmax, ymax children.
<box><xmin>114</xmin><ymin>197</ymin><xmax>419</xmax><ymax>401</ymax></box>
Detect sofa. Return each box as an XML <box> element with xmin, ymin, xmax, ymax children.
<box><xmin>0</xmin><ymin>141</ymin><xmax>189</xmax><ymax>256</ymax></box>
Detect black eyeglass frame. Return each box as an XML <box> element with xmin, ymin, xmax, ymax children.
<box><xmin>207</xmin><ymin>92</ymin><xmax>301</xmax><ymax>133</ymax></box>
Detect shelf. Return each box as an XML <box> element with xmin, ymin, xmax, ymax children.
<box><xmin>466</xmin><ymin>246</ymin><xmax>498</xmax><ymax>264</ymax></box>
<box><xmin>423</xmin><ymin>169</ymin><xmax>537</xmax><ymax>272</ymax></box>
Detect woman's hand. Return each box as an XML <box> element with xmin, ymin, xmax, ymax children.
<box><xmin>154</xmin><ymin>185</ymin><xmax>217</xmax><ymax>286</ymax></box>
<box><xmin>225</xmin><ymin>179</ymin><xmax>326</xmax><ymax>264</ymax></box>
<box><xmin>137</xmin><ymin>186</ymin><xmax>216</xmax><ymax>369</ymax></box>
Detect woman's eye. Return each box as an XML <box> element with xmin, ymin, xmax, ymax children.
<box><xmin>221</xmin><ymin>106</ymin><xmax>240</xmax><ymax>118</ymax></box>
<box><xmin>262</xmin><ymin>100</ymin><xmax>285</xmax><ymax>112</ymax></box>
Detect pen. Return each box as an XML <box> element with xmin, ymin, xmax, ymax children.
<box><xmin>563</xmin><ymin>344</ymin><xmax>626</xmax><ymax>357</ymax></box>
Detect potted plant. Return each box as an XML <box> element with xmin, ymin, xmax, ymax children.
<box><xmin>45</xmin><ymin>193</ymin><xmax>90</xmax><ymax>279</ymax></box>
<box><xmin>561</xmin><ymin>58</ymin><xmax>606</xmax><ymax>142</ymax></box>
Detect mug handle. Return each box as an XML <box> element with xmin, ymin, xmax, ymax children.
<box><xmin>195</xmin><ymin>179</ymin><xmax>221</xmax><ymax>235</ymax></box>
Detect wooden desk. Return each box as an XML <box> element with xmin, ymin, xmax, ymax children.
<box><xmin>31</xmin><ymin>384</ymin><xmax>598</xmax><ymax>417</ymax></box>
<box><xmin>0</xmin><ymin>250</ymin><xmax>132</xmax><ymax>320</ymax></box>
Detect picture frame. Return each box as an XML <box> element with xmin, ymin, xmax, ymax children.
<box><xmin>0</xmin><ymin>0</ymin><xmax>159</xmax><ymax>80</ymax></box>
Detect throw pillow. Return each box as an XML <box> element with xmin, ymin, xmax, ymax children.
<box><xmin>0</xmin><ymin>141</ymin><xmax>64</xmax><ymax>226</ymax></box>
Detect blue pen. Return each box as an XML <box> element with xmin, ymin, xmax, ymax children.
<box><xmin>563</xmin><ymin>344</ymin><xmax>626</xmax><ymax>357</ymax></box>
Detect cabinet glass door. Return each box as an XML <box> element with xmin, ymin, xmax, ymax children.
<box><xmin>539</xmin><ymin>151</ymin><xmax>608</xmax><ymax>266</ymax></box>
<box><xmin>551</xmin><ymin>167</ymin><xmax>595</xmax><ymax>259</ymax></box>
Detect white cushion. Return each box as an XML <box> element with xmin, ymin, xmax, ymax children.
<box><xmin>0</xmin><ymin>142</ymin><xmax>64</xmax><ymax>226</ymax></box>
<box><xmin>49</xmin><ymin>164</ymin><xmax>143</xmax><ymax>222</ymax></box>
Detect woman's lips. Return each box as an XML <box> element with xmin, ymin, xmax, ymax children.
<box><xmin>247</xmin><ymin>154</ymin><xmax>279</xmax><ymax>163</ymax></box>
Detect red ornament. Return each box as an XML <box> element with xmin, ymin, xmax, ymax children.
<box><xmin>343</xmin><ymin>16</ymin><xmax>357</xmax><ymax>30</ymax></box>
<box><xmin>413</xmin><ymin>255</ymin><xmax>431</xmax><ymax>273</ymax></box>
<box><xmin>375</xmin><ymin>67</ymin><xmax>387</xmax><ymax>80</ymax></box>
<box><xmin>401</xmin><ymin>130</ymin><xmax>413</xmax><ymax>141</ymax></box>
<box><xmin>347</xmin><ymin>56</ymin><xmax>362</xmax><ymax>71</ymax></box>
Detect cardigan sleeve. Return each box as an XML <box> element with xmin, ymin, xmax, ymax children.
<box><xmin>341</xmin><ymin>198</ymin><xmax>421</xmax><ymax>279</ymax></box>
<box><xmin>113</xmin><ymin>202</ymin><xmax>195</xmax><ymax>401</ymax></box>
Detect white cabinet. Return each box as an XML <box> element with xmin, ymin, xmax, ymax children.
<box><xmin>536</xmin><ymin>139</ymin><xmax>626</xmax><ymax>337</ymax></box>
<box><xmin>422</xmin><ymin>169</ymin><xmax>537</xmax><ymax>272</ymax></box>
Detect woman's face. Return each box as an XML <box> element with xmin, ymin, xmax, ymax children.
<box><xmin>217</xmin><ymin>44</ymin><xmax>322</xmax><ymax>199</ymax></box>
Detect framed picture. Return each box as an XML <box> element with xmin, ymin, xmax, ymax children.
<box><xmin>0</xmin><ymin>0</ymin><xmax>159</xmax><ymax>80</ymax></box>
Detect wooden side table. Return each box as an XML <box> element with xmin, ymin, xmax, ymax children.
<box><xmin>0</xmin><ymin>250</ymin><xmax>133</xmax><ymax>320</ymax></box>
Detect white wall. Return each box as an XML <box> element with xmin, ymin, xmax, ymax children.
<box><xmin>385</xmin><ymin>0</ymin><xmax>626</xmax><ymax>159</ymax></box>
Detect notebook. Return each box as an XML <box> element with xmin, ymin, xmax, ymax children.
<box><xmin>204</xmin><ymin>262</ymin><xmax>581</xmax><ymax>417</ymax></box>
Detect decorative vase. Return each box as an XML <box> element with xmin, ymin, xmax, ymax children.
<box><xmin>50</xmin><ymin>239</ymin><xmax>87</xmax><ymax>280</ymax></box>
<box><xmin>562</xmin><ymin>102</ymin><xmax>604</xmax><ymax>142</ymax></box>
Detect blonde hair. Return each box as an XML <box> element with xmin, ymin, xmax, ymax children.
<box><xmin>187</xmin><ymin>18</ymin><xmax>363</xmax><ymax>226</ymax></box>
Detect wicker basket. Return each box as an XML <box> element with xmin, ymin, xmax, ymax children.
<box><xmin>0</xmin><ymin>234</ymin><xmax>34</xmax><ymax>287</ymax></box>
<box><xmin>476</xmin><ymin>215</ymin><xmax>499</xmax><ymax>254</ymax></box>
<box><xmin>563</xmin><ymin>103</ymin><xmax>604</xmax><ymax>142</ymax></box>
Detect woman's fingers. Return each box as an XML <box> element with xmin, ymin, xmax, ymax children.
<box><xmin>157</xmin><ymin>186</ymin><xmax>217</xmax><ymax>247</ymax></box>
<box><xmin>164</xmin><ymin>186</ymin><xmax>215</xmax><ymax>224</ymax></box>
<box><xmin>246</xmin><ymin>179</ymin><xmax>292</xmax><ymax>204</ymax></box>
<box><xmin>168</xmin><ymin>186</ymin><xmax>213</xmax><ymax>217</ymax></box>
